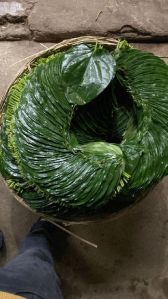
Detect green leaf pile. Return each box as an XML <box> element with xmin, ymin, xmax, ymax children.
<box><xmin>1</xmin><ymin>41</ymin><xmax>168</xmax><ymax>220</ymax></box>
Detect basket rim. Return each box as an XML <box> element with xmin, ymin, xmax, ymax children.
<box><xmin>1</xmin><ymin>174</ymin><xmax>146</xmax><ymax>225</ymax></box>
<box><xmin>0</xmin><ymin>35</ymin><xmax>146</xmax><ymax>225</ymax></box>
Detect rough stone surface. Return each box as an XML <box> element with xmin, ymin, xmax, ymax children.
<box><xmin>0</xmin><ymin>23</ymin><xmax>30</xmax><ymax>40</ymax></box>
<box><xmin>0</xmin><ymin>0</ymin><xmax>35</xmax><ymax>40</ymax></box>
<box><xmin>1</xmin><ymin>41</ymin><xmax>168</xmax><ymax>298</ymax></box>
<box><xmin>28</xmin><ymin>0</ymin><xmax>168</xmax><ymax>42</ymax></box>
<box><xmin>0</xmin><ymin>0</ymin><xmax>168</xmax><ymax>41</ymax></box>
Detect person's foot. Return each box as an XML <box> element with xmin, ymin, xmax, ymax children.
<box><xmin>30</xmin><ymin>218</ymin><xmax>63</xmax><ymax>236</ymax></box>
<box><xmin>0</xmin><ymin>231</ymin><xmax>4</xmax><ymax>250</ymax></box>
<box><xmin>30</xmin><ymin>218</ymin><xmax>69</xmax><ymax>258</ymax></box>
<box><xmin>30</xmin><ymin>218</ymin><xmax>68</xmax><ymax>242</ymax></box>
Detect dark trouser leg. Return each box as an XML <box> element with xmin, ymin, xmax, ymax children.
<box><xmin>0</xmin><ymin>228</ymin><xmax>64</xmax><ymax>299</ymax></box>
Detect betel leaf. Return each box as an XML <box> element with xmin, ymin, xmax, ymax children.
<box><xmin>115</xmin><ymin>48</ymin><xmax>168</xmax><ymax>190</ymax></box>
<box><xmin>13</xmin><ymin>43</ymin><xmax>127</xmax><ymax>213</ymax></box>
<box><xmin>61</xmin><ymin>43</ymin><xmax>116</xmax><ymax>105</ymax></box>
<box><xmin>1</xmin><ymin>41</ymin><xmax>168</xmax><ymax>220</ymax></box>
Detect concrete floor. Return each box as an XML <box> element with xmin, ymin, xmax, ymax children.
<box><xmin>1</xmin><ymin>41</ymin><xmax>168</xmax><ymax>299</ymax></box>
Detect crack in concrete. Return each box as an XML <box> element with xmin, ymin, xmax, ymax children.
<box><xmin>117</xmin><ymin>24</ymin><xmax>152</xmax><ymax>36</ymax></box>
<box><xmin>0</xmin><ymin>14</ymin><xmax>27</xmax><ymax>25</ymax></box>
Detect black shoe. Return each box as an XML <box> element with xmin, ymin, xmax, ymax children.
<box><xmin>30</xmin><ymin>218</ymin><xmax>69</xmax><ymax>259</ymax></box>
<box><xmin>30</xmin><ymin>218</ymin><xmax>61</xmax><ymax>235</ymax></box>
<box><xmin>0</xmin><ymin>231</ymin><xmax>4</xmax><ymax>250</ymax></box>
<box><xmin>30</xmin><ymin>218</ymin><xmax>68</xmax><ymax>241</ymax></box>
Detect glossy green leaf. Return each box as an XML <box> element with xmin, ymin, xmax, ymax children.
<box><xmin>13</xmin><ymin>43</ymin><xmax>125</xmax><ymax>215</ymax></box>
<box><xmin>115</xmin><ymin>48</ymin><xmax>168</xmax><ymax>190</ymax></box>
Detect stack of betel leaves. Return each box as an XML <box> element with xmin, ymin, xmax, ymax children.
<box><xmin>1</xmin><ymin>39</ymin><xmax>168</xmax><ymax>221</ymax></box>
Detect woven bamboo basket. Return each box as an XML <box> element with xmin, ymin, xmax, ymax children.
<box><xmin>0</xmin><ymin>36</ymin><xmax>150</xmax><ymax>227</ymax></box>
